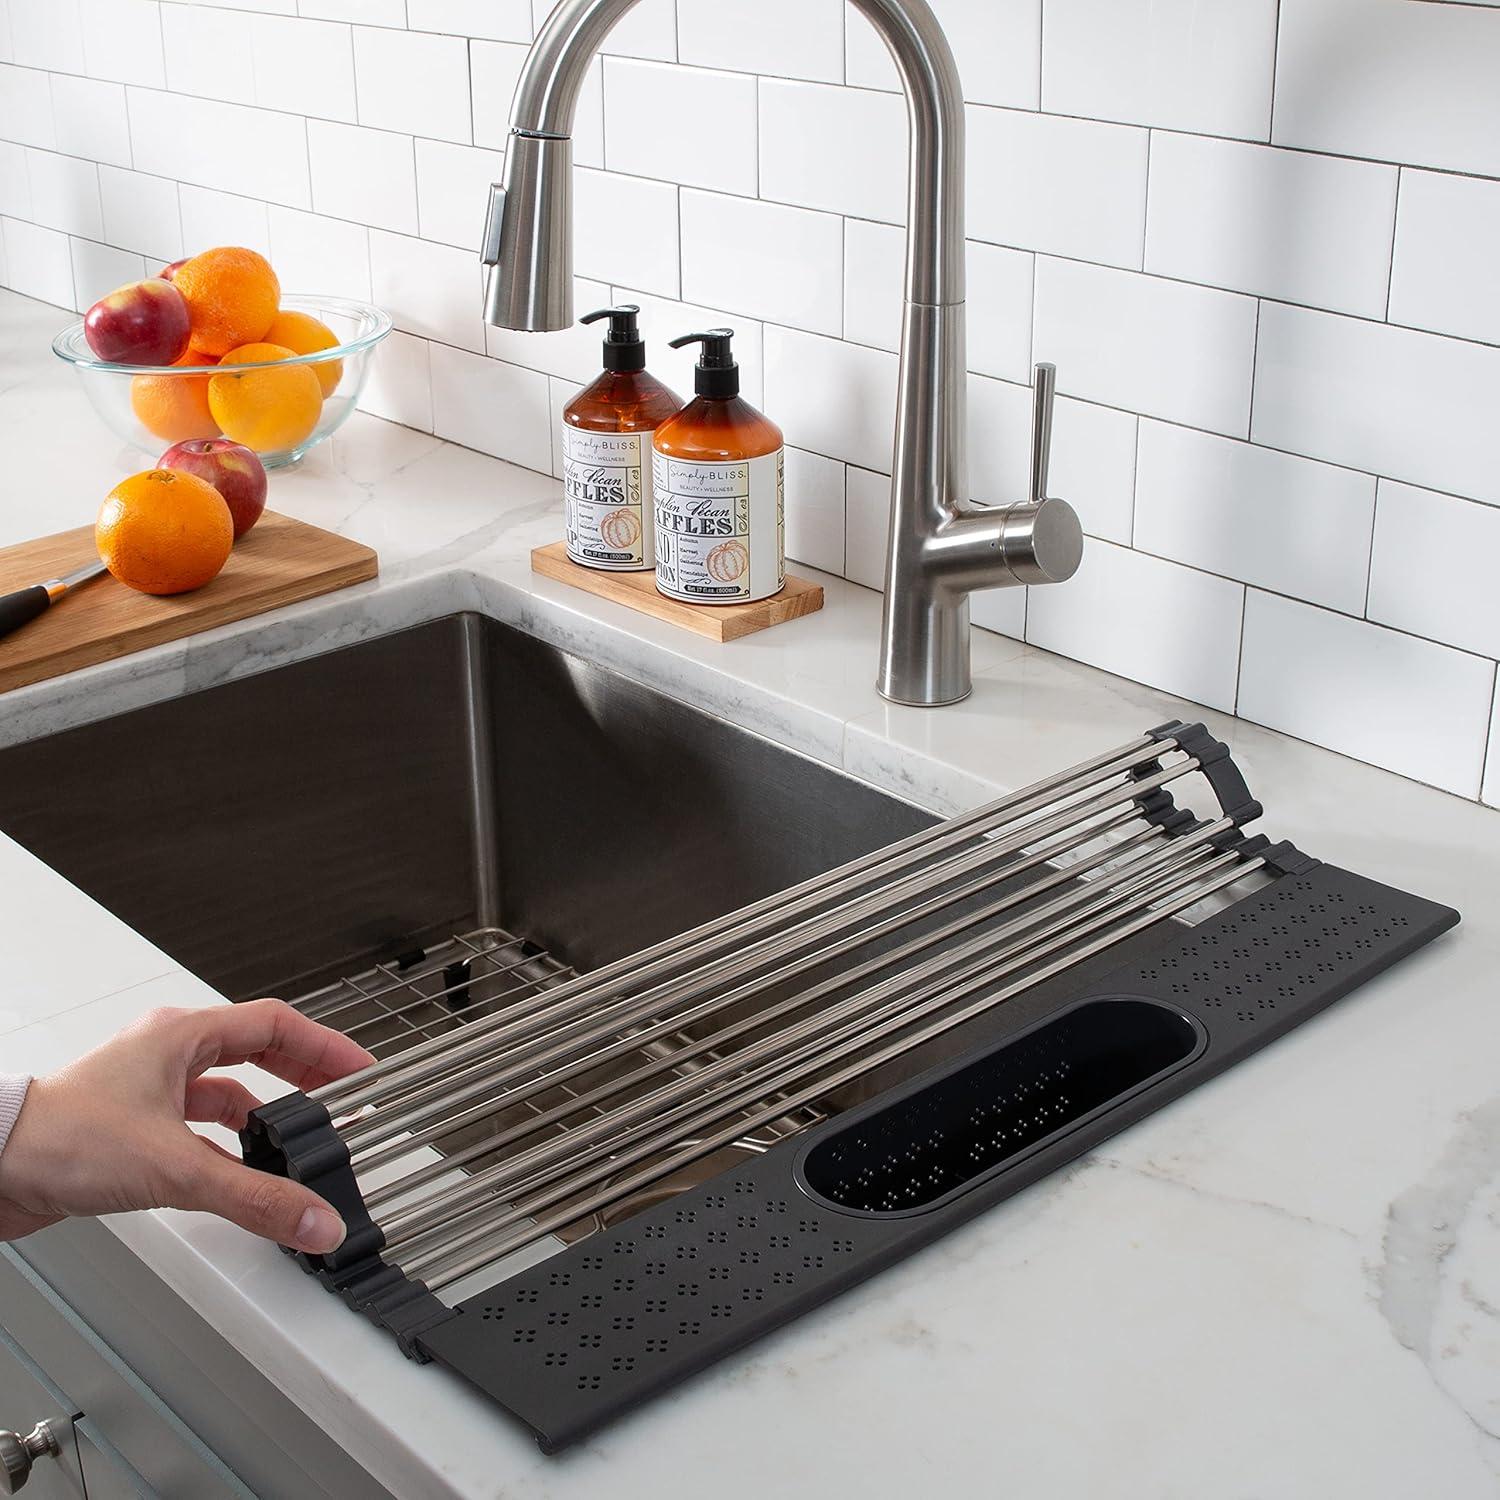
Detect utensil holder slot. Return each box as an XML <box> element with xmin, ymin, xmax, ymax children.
<box><xmin>800</xmin><ymin>997</ymin><xmax>1204</xmax><ymax>1217</ymax></box>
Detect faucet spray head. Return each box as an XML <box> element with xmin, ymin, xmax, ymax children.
<box><xmin>480</xmin><ymin>132</ymin><xmax>575</xmax><ymax>332</ymax></box>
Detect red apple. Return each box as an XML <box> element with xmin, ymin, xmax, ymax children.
<box><xmin>158</xmin><ymin>258</ymin><xmax>190</xmax><ymax>282</ymax></box>
<box><xmin>84</xmin><ymin>279</ymin><xmax>190</xmax><ymax>366</ymax></box>
<box><xmin>158</xmin><ymin>438</ymin><xmax>268</xmax><ymax>538</ymax></box>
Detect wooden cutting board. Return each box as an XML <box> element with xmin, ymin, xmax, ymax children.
<box><xmin>0</xmin><ymin>511</ymin><xmax>378</xmax><ymax>694</ymax></box>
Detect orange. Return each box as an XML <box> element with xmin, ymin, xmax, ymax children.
<box><xmin>174</xmin><ymin>247</ymin><xmax>280</xmax><ymax>358</ymax></box>
<box><xmin>129</xmin><ymin>349</ymin><xmax>220</xmax><ymax>443</ymax></box>
<box><xmin>264</xmin><ymin>309</ymin><xmax>342</xmax><ymax>396</ymax></box>
<box><xmin>96</xmin><ymin>469</ymin><xmax>234</xmax><ymax>596</ymax></box>
<box><xmin>207</xmin><ymin>342</ymin><xmax>323</xmax><ymax>453</ymax></box>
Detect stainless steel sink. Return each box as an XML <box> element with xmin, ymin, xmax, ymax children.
<box><xmin>0</xmin><ymin>614</ymin><xmax>935</xmax><ymax>1005</ymax></box>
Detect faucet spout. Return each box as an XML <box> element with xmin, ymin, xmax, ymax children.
<box><xmin>482</xmin><ymin>0</ymin><xmax>1082</xmax><ymax>704</ymax></box>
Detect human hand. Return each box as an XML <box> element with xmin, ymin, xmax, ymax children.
<box><xmin>0</xmin><ymin>999</ymin><xmax>373</xmax><ymax>1252</ymax></box>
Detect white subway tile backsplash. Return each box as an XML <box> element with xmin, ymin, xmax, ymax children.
<box><xmin>78</xmin><ymin>0</ymin><xmax>165</xmax><ymax>89</ymax></box>
<box><xmin>99</xmin><ymin>166</ymin><xmax>180</xmax><ymax>263</ymax></box>
<box><xmin>1252</xmin><ymin>302</ymin><xmax>1500</xmax><ymax>508</ymax></box>
<box><xmin>1389</xmin><ymin>171</ymin><xmax>1500</xmax><ymax>347</ymax></box>
<box><xmin>783</xmin><ymin>446</ymin><xmax>845</xmax><ymax>576</ymax></box>
<box><xmin>485</xmin><ymin>276</ymin><xmax>612</xmax><ymax>382</ymax></box>
<box><xmin>608</xmin><ymin>285</ymin><xmax>765</xmax><ymax>405</ymax></box>
<box><xmin>1049</xmin><ymin>397</ymin><xmax>1137</xmax><ymax>546</ymax></box>
<box><xmin>353</xmin><ymin>26</ymin><xmax>472</xmax><ymax>144</ymax></box>
<box><xmin>680</xmin><ymin>190</ymin><xmax>842</xmax><ymax>338</ymax></box>
<box><xmin>966</xmin><ymin>373</ymin><xmax>1029</xmax><ymax>505</ymax></box>
<box><xmin>1238</xmin><ymin>590</ymin><xmax>1495</xmax><ymax>797</ymax></box>
<box><xmin>49</xmin><ymin>75</ymin><xmax>131</xmax><ymax>170</ymax></box>
<box><xmin>1274</xmin><ymin>0</ymin><xmax>1500</xmax><ymax>178</ymax></box>
<box><xmin>759</xmin><ymin>77</ymin><xmax>906</xmax><ymax>225</ymax></box>
<box><xmin>0</xmin><ymin>142</ymin><xmax>28</xmax><ymax>220</ymax></box>
<box><xmin>69</xmin><ymin>237</ymin><xmax>145</xmax><ymax>310</ymax></box>
<box><xmin>1485</xmin><ymin>701</ymin><xmax>1500</xmax><ymax>811</ymax></box>
<box><xmin>369</xmin><ymin>228</ymin><xmax>486</xmax><ymax>352</ymax></box>
<box><xmin>680</xmin><ymin>0</ymin><xmax>842</xmax><ymax>84</ymax></box>
<box><xmin>543</xmin><ymin>0</ymin><xmax>678</xmax><ymax>62</ymax></box>
<box><xmin>1033</xmin><ymin>257</ymin><xmax>1258</xmax><ymax>437</ymax></box>
<box><xmin>415</xmin><ymin>138</ymin><xmax>506</xmax><ymax>251</ymax></box>
<box><xmin>252</xmin><ymin>15</ymin><xmax>357</xmax><ymax>123</ymax></box>
<box><xmin>844</xmin><ymin>465</ymin><xmax>891</xmax><ymax>592</ymax></box>
<box><xmin>0</xmin><ymin>0</ymin><xmax>1495</xmax><ymax>805</ymax></box>
<box><xmin>1026</xmin><ymin>540</ymin><xmax>1245</xmax><ymax>712</ymax></box>
<box><xmin>0</xmin><ymin>64</ymin><xmax>58</xmax><ymax>150</ymax></box>
<box><xmin>430</xmin><ymin>342</ymin><xmax>553</xmax><ymax>471</ymax></box>
<box><xmin>25</xmin><ymin>148</ymin><xmax>101</xmax><ymax>239</ymax></box>
<box><xmin>307</xmin><ymin>121</ymin><xmax>416</xmax><ymax>236</ymax></box>
<box><xmin>843</xmin><ymin>222</ymin><xmax>1033</xmax><ymax>385</ymax></box>
<box><xmin>161</xmin><ymin>6</ymin><xmax>257</xmax><ymax>105</ymax></box>
<box><xmin>847</xmin><ymin>0</ymin><xmax>1041</xmax><ymax>110</ymax></box>
<box><xmin>360</xmin><ymin>328</ymin><xmax>433</xmax><ymax>433</ymax></box>
<box><xmin>763</xmin><ymin>324</ymin><xmax>897</xmax><ymax>470</ymax></box>
<box><xmin>2</xmin><ymin>216</ymin><xmax>73</xmax><ymax>306</ymax></box>
<box><xmin>298</xmin><ymin>0</ymin><xmax>398</xmax><ymax>22</ymax></box>
<box><xmin>1145</xmin><ymin>133</ymin><xmax>1397</xmax><ymax>319</ymax></box>
<box><xmin>266</xmin><ymin>205</ymin><xmax>370</xmax><ymax>301</ymax></box>
<box><xmin>129</xmin><ymin>89</ymin><xmax>310</xmax><ymax>208</ymax></box>
<box><xmin>966</xmin><ymin>106</ymin><xmax>1148</xmax><ymax>270</ymax></box>
<box><xmin>603</xmin><ymin>60</ymin><xmax>757</xmax><ymax>196</ymax></box>
<box><xmin>1043</xmin><ymin>0</ymin><xmax>1278</xmax><ymax>141</ymax></box>
<box><xmin>574</xmin><ymin>168</ymin><xmax>678</xmax><ymax>299</ymax></box>
<box><xmin>1134</xmin><ymin>421</ymin><xmax>1376</xmax><ymax>616</ymax></box>
<box><xmin>9</xmin><ymin>0</ymin><xmax>84</xmax><ymax>75</ymax></box>
<box><xmin>1368</xmin><ymin>481</ymin><xmax>1500</xmax><ymax>659</ymax></box>
<box><xmin>969</xmin><ymin>585</ymin><xmax>1028</xmax><ymax>643</ymax></box>
<box><xmin>177</xmin><ymin>185</ymin><xmax>271</xmax><ymax>258</ymax></box>
<box><xmin>408</xmin><ymin>0</ymin><xmax>532</xmax><ymax>43</ymax></box>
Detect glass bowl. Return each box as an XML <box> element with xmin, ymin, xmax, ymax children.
<box><xmin>51</xmin><ymin>295</ymin><xmax>393</xmax><ymax>469</ymax></box>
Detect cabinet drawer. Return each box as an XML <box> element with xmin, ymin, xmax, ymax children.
<box><xmin>0</xmin><ymin>1328</ymin><xmax>87</xmax><ymax>1498</ymax></box>
<box><xmin>0</xmin><ymin>1249</ymin><xmax>246</xmax><ymax>1498</ymax></box>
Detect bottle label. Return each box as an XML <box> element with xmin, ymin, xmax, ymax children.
<box><xmin>563</xmin><ymin>427</ymin><xmax>653</xmax><ymax>570</ymax></box>
<box><xmin>653</xmin><ymin>449</ymin><xmax>785</xmax><ymax>604</ymax></box>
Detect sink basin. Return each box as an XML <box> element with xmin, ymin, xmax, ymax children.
<box><xmin>0</xmin><ymin>614</ymin><xmax>935</xmax><ymax>1005</ymax></box>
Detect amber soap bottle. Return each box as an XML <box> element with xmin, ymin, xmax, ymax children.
<box><xmin>561</xmin><ymin>305</ymin><xmax>682</xmax><ymax>572</ymax></box>
<box><xmin>651</xmin><ymin>329</ymin><xmax>785</xmax><ymax>606</ymax></box>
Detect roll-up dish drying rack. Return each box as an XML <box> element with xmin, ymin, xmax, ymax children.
<box><xmin>243</xmin><ymin>722</ymin><xmax>1458</xmax><ymax>1453</ymax></box>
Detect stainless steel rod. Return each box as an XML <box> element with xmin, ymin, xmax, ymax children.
<box><xmin>315</xmin><ymin>733</ymin><xmax>1171</xmax><ymax>1107</ymax></box>
<box><xmin>335</xmin><ymin>741</ymin><xmax>1183</xmax><ymax>1117</ymax></box>
<box><xmin>384</xmin><ymin>844</ymin><xmax>1226</xmax><ymax>1250</ymax></box>
<box><xmin>360</xmin><ymin>813</ymin><xmax>1161</xmax><ymax>1204</ymax></box>
<box><xmin>348</xmin><ymin>790</ymin><xmax>1165</xmax><ymax>1159</ymax></box>
<box><xmin>386</xmin><ymin>832</ymin><xmax>1234</xmax><ymax>1256</ymax></box>
<box><xmin>298</xmin><ymin>943</ymin><xmax>541</xmax><ymax>1030</ymax></box>
<box><xmin>411</xmin><ymin>853</ymin><xmax>1260</xmax><ymax>1290</ymax></box>
<box><xmin>343</xmin><ymin>757</ymin><xmax>1203</xmax><ymax>1147</ymax></box>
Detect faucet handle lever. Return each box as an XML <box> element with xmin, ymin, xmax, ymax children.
<box><xmin>1028</xmin><ymin>361</ymin><xmax>1056</xmax><ymax>506</ymax></box>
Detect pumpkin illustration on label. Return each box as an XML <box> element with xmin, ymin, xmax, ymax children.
<box><xmin>706</xmin><ymin>540</ymin><xmax>749</xmax><ymax>583</ymax></box>
<box><xmin>599</xmin><ymin>507</ymin><xmax>642</xmax><ymax>551</ymax></box>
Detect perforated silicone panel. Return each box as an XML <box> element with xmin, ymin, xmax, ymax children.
<box><xmin>419</xmin><ymin>861</ymin><xmax>1457</xmax><ymax>1454</ymax></box>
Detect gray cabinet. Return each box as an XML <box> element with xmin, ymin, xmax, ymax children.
<box><xmin>0</xmin><ymin>1328</ymin><xmax>86</xmax><ymax>1498</ymax></box>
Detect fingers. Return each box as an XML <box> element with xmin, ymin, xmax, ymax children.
<box><xmin>173</xmin><ymin>1146</ymin><xmax>347</xmax><ymax>1255</ymax></box>
<box><xmin>184</xmin><ymin>1076</ymin><xmax>263</xmax><ymax>1131</ymax></box>
<box><xmin>184</xmin><ymin>999</ymin><xmax>375</xmax><ymax>1092</ymax></box>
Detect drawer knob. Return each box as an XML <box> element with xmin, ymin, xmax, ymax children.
<box><xmin>0</xmin><ymin>1422</ymin><xmax>61</xmax><ymax>1493</ymax></box>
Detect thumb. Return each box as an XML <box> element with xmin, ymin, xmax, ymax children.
<box><xmin>174</xmin><ymin>1147</ymin><xmax>347</xmax><ymax>1255</ymax></box>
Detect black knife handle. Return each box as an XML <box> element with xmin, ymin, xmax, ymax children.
<box><xmin>0</xmin><ymin>584</ymin><xmax>52</xmax><ymax>641</ymax></box>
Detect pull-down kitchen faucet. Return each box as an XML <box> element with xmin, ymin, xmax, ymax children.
<box><xmin>480</xmin><ymin>0</ymin><xmax>1083</xmax><ymax>705</ymax></box>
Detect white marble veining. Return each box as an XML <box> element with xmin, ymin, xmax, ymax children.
<box><xmin>2</xmin><ymin>290</ymin><xmax>1498</xmax><ymax>1496</ymax></box>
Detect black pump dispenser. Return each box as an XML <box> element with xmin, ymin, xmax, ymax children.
<box><xmin>670</xmin><ymin>328</ymin><xmax>740</xmax><ymax>398</ymax></box>
<box><xmin>580</xmin><ymin>305</ymin><xmax>646</xmax><ymax>372</ymax></box>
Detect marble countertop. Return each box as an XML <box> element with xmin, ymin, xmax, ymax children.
<box><xmin>2</xmin><ymin>289</ymin><xmax>1497</xmax><ymax>1497</ymax></box>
